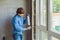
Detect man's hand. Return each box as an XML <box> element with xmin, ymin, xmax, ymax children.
<box><xmin>27</xmin><ymin>26</ymin><xmax>31</xmax><ymax>30</ymax></box>
<box><xmin>24</xmin><ymin>24</ymin><xmax>30</xmax><ymax>27</ymax></box>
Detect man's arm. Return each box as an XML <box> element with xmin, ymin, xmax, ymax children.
<box><xmin>13</xmin><ymin>17</ymin><xmax>24</xmax><ymax>31</ymax></box>
<box><xmin>24</xmin><ymin>18</ymin><xmax>31</xmax><ymax>30</ymax></box>
<box><xmin>13</xmin><ymin>17</ymin><xmax>30</xmax><ymax>31</ymax></box>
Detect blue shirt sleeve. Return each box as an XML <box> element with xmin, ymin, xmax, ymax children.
<box><xmin>13</xmin><ymin>17</ymin><xmax>24</xmax><ymax>32</ymax></box>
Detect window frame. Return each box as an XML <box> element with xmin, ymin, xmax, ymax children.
<box><xmin>35</xmin><ymin>0</ymin><xmax>60</xmax><ymax>40</ymax></box>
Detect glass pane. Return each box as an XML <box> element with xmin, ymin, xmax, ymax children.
<box><xmin>41</xmin><ymin>0</ymin><xmax>47</xmax><ymax>26</ymax></box>
<box><xmin>36</xmin><ymin>0</ymin><xmax>40</xmax><ymax>26</ymax></box>
<box><xmin>51</xmin><ymin>0</ymin><xmax>60</xmax><ymax>33</ymax></box>
<box><xmin>42</xmin><ymin>32</ymin><xmax>47</xmax><ymax>40</ymax></box>
<box><xmin>52</xmin><ymin>36</ymin><xmax>59</xmax><ymax>40</ymax></box>
<box><xmin>40</xmin><ymin>31</ymin><xmax>48</xmax><ymax>40</ymax></box>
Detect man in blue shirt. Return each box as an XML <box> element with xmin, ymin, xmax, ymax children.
<box><xmin>12</xmin><ymin>8</ymin><xmax>31</xmax><ymax>40</ymax></box>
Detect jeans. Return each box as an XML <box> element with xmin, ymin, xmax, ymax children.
<box><xmin>13</xmin><ymin>34</ymin><xmax>22</xmax><ymax>40</ymax></box>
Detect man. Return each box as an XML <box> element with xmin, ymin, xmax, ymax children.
<box><xmin>12</xmin><ymin>7</ymin><xmax>31</xmax><ymax>40</ymax></box>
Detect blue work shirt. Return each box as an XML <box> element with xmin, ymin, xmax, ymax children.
<box><xmin>12</xmin><ymin>15</ymin><xmax>27</xmax><ymax>35</ymax></box>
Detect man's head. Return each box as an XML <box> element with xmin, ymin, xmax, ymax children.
<box><xmin>16</xmin><ymin>7</ymin><xmax>24</xmax><ymax>16</ymax></box>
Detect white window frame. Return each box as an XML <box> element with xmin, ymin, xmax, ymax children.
<box><xmin>35</xmin><ymin>0</ymin><xmax>60</xmax><ymax>40</ymax></box>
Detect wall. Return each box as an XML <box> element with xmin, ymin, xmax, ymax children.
<box><xmin>0</xmin><ymin>0</ymin><xmax>30</xmax><ymax>40</ymax></box>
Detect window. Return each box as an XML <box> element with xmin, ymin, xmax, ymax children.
<box><xmin>35</xmin><ymin>0</ymin><xmax>60</xmax><ymax>40</ymax></box>
<box><xmin>40</xmin><ymin>0</ymin><xmax>47</xmax><ymax>26</ymax></box>
<box><xmin>51</xmin><ymin>0</ymin><xmax>60</xmax><ymax>34</ymax></box>
<box><xmin>52</xmin><ymin>36</ymin><xmax>59</xmax><ymax>40</ymax></box>
<box><xmin>40</xmin><ymin>31</ymin><xmax>48</xmax><ymax>40</ymax></box>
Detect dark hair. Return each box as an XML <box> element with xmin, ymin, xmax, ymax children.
<box><xmin>16</xmin><ymin>7</ymin><xmax>24</xmax><ymax>14</ymax></box>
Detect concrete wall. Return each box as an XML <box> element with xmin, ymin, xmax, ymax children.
<box><xmin>0</xmin><ymin>0</ymin><xmax>30</xmax><ymax>40</ymax></box>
